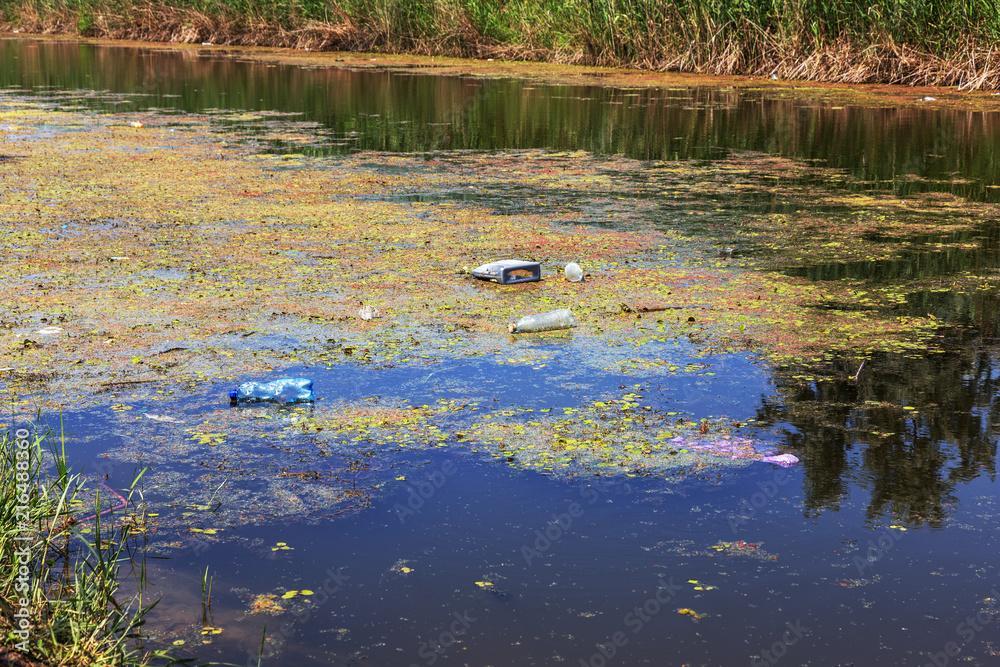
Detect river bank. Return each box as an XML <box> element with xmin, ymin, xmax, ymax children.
<box><xmin>3</xmin><ymin>0</ymin><xmax>1000</xmax><ymax>89</ymax></box>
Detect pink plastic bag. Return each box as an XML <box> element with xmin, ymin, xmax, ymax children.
<box><xmin>760</xmin><ymin>453</ymin><xmax>800</xmax><ymax>467</ymax></box>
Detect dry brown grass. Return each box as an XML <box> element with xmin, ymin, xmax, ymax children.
<box><xmin>3</xmin><ymin>2</ymin><xmax>999</xmax><ymax>89</ymax></box>
<box><xmin>760</xmin><ymin>37</ymin><xmax>1000</xmax><ymax>90</ymax></box>
<box><xmin>92</xmin><ymin>4</ymin><xmax>365</xmax><ymax>50</ymax></box>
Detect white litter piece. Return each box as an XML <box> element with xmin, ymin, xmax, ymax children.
<box><xmin>144</xmin><ymin>413</ymin><xmax>184</xmax><ymax>423</ymax></box>
<box><xmin>564</xmin><ymin>262</ymin><xmax>584</xmax><ymax>282</ymax></box>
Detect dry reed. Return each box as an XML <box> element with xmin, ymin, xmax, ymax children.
<box><xmin>2</xmin><ymin>0</ymin><xmax>999</xmax><ymax>88</ymax></box>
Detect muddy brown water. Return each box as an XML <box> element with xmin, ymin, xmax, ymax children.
<box><xmin>4</xmin><ymin>37</ymin><xmax>1000</xmax><ymax>667</ymax></box>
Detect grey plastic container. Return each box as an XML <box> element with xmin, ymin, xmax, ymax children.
<box><xmin>471</xmin><ymin>259</ymin><xmax>541</xmax><ymax>285</ymax></box>
<box><xmin>509</xmin><ymin>308</ymin><xmax>575</xmax><ymax>333</ymax></box>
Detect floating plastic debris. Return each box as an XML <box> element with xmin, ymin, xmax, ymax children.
<box><xmin>564</xmin><ymin>262</ymin><xmax>584</xmax><ymax>282</ymax></box>
<box><xmin>472</xmin><ymin>259</ymin><xmax>541</xmax><ymax>285</ymax></box>
<box><xmin>509</xmin><ymin>308</ymin><xmax>574</xmax><ymax>333</ymax></box>
<box><xmin>230</xmin><ymin>378</ymin><xmax>314</xmax><ymax>404</ymax></box>
<box><xmin>668</xmin><ymin>436</ymin><xmax>799</xmax><ymax>466</ymax></box>
<box><xmin>761</xmin><ymin>453</ymin><xmax>800</xmax><ymax>467</ymax></box>
<box><xmin>672</xmin><ymin>436</ymin><xmax>758</xmax><ymax>459</ymax></box>
<box><xmin>144</xmin><ymin>413</ymin><xmax>183</xmax><ymax>423</ymax></box>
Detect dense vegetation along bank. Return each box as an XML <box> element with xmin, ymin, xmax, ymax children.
<box><xmin>3</xmin><ymin>0</ymin><xmax>1000</xmax><ymax>89</ymax></box>
<box><xmin>0</xmin><ymin>428</ymin><xmax>190</xmax><ymax>667</ymax></box>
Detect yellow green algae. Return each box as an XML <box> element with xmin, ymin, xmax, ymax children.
<box><xmin>1</xmin><ymin>71</ymin><xmax>989</xmax><ymax>528</ymax></box>
<box><xmin>0</xmin><ymin>105</ymin><xmax>948</xmax><ymax>382</ymax></box>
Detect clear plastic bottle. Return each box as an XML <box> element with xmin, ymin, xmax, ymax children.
<box><xmin>509</xmin><ymin>309</ymin><xmax>575</xmax><ymax>333</ymax></box>
<box><xmin>230</xmin><ymin>378</ymin><xmax>314</xmax><ymax>404</ymax></box>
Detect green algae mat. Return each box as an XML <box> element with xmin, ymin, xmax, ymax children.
<box><xmin>1</xmin><ymin>99</ymin><xmax>963</xmax><ymax>380</ymax></box>
<box><xmin>3</xmin><ymin>45</ymin><xmax>1000</xmax><ymax>525</ymax></box>
<box><xmin>1</xmin><ymin>84</ymin><xmax>988</xmax><ymax>477</ymax></box>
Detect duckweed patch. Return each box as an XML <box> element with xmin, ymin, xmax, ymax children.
<box><xmin>0</xmin><ymin>86</ymin><xmax>987</xmax><ymax>532</ymax></box>
<box><xmin>0</xmin><ymin>98</ymin><xmax>951</xmax><ymax>401</ymax></box>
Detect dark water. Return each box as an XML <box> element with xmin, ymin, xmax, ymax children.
<box><xmin>3</xmin><ymin>38</ymin><xmax>1000</xmax><ymax>199</ymax></box>
<box><xmin>5</xmin><ymin>38</ymin><xmax>1000</xmax><ymax>667</ymax></box>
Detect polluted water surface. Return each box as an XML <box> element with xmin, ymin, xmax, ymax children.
<box><xmin>3</xmin><ymin>37</ymin><xmax>1000</xmax><ymax>666</ymax></box>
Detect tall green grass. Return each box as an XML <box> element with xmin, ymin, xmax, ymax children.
<box><xmin>0</xmin><ymin>425</ymin><xmax>193</xmax><ymax>666</ymax></box>
<box><xmin>11</xmin><ymin>0</ymin><xmax>1000</xmax><ymax>47</ymax></box>
<box><xmin>4</xmin><ymin>0</ymin><xmax>1000</xmax><ymax>83</ymax></box>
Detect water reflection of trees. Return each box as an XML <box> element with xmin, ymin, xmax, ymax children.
<box><xmin>763</xmin><ymin>213</ymin><xmax>1000</xmax><ymax>526</ymax></box>
<box><xmin>785</xmin><ymin>225</ymin><xmax>1000</xmax><ymax>285</ymax></box>
<box><xmin>759</xmin><ymin>342</ymin><xmax>1000</xmax><ymax>527</ymax></box>
<box><xmin>3</xmin><ymin>39</ymin><xmax>1000</xmax><ymax>201</ymax></box>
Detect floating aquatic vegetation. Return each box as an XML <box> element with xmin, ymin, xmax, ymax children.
<box><xmin>390</xmin><ymin>559</ymin><xmax>415</xmax><ymax>576</ymax></box>
<box><xmin>708</xmin><ymin>541</ymin><xmax>777</xmax><ymax>561</ymax></box>
<box><xmin>677</xmin><ymin>608</ymin><xmax>708</xmax><ymax>621</ymax></box>
<box><xmin>0</xmin><ymin>97</ymin><xmax>954</xmax><ymax>415</ymax></box>
<box><xmin>686</xmin><ymin>579</ymin><xmax>717</xmax><ymax>591</ymax></box>
<box><xmin>2</xmin><ymin>85</ymin><xmax>994</xmax><ymax>534</ymax></box>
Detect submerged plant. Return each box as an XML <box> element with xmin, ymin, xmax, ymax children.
<box><xmin>201</xmin><ymin>565</ymin><xmax>214</xmax><ymax>628</ymax></box>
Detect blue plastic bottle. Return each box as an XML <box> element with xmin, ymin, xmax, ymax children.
<box><xmin>229</xmin><ymin>378</ymin><xmax>314</xmax><ymax>404</ymax></box>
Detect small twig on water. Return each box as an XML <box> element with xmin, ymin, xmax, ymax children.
<box><xmin>206</xmin><ymin>473</ymin><xmax>231</xmax><ymax>511</ymax></box>
<box><xmin>853</xmin><ymin>360</ymin><xmax>866</xmax><ymax>383</ymax></box>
